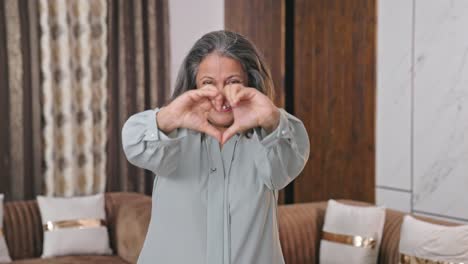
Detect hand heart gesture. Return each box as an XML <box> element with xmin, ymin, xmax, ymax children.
<box><xmin>221</xmin><ymin>84</ymin><xmax>280</xmax><ymax>144</ymax></box>
<box><xmin>157</xmin><ymin>84</ymin><xmax>279</xmax><ymax>145</ymax></box>
<box><xmin>157</xmin><ymin>85</ymin><xmax>224</xmax><ymax>142</ymax></box>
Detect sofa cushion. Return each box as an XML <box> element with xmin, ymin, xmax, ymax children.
<box><xmin>2</xmin><ymin>193</ymin><xmax>147</xmax><ymax>260</ymax></box>
<box><xmin>37</xmin><ymin>194</ymin><xmax>112</xmax><ymax>258</ymax></box>
<box><xmin>10</xmin><ymin>255</ymin><xmax>129</xmax><ymax>264</ymax></box>
<box><xmin>399</xmin><ymin>215</ymin><xmax>468</xmax><ymax>263</ymax></box>
<box><xmin>319</xmin><ymin>200</ymin><xmax>386</xmax><ymax>264</ymax></box>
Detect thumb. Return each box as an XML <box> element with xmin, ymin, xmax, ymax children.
<box><xmin>201</xmin><ymin>122</ymin><xmax>222</xmax><ymax>143</ymax></box>
<box><xmin>222</xmin><ymin>123</ymin><xmax>240</xmax><ymax>144</ymax></box>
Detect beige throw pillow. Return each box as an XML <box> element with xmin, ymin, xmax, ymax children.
<box><xmin>37</xmin><ymin>193</ymin><xmax>112</xmax><ymax>258</ymax></box>
<box><xmin>319</xmin><ymin>200</ymin><xmax>386</xmax><ymax>264</ymax></box>
<box><xmin>399</xmin><ymin>215</ymin><xmax>468</xmax><ymax>263</ymax></box>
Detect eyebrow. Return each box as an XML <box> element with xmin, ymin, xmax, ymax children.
<box><xmin>226</xmin><ymin>74</ymin><xmax>243</xmax><ymax>79</ymax></box>
<box><xmin>198</xmin><ymin>75</ymin><xmax>243</xmax><ymax>81</ymax></box>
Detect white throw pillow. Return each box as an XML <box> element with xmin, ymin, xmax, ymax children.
<box><xmin>399</xmin><ymin>215</ymin><xmax>468</xmax><ymax>263</ymax></box>
<box><xmin>0</xmin><ymin>194</ymin><xmax>12</xmax><ymax>262</ymax></box>
<box><xmin>37</xmin><ymin>193</ymin><xmax>112</xmax><ymax>258</ymax></box>
<box><xmin>319</xmin><ymin>200</ymin><xmax>386</xmax><ymax>264</ymax></box>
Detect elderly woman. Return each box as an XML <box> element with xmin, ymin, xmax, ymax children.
<box><xmin>122</xmin><ymin>30</ymin><xmax>310</xmax><ymax>264</ymax></box>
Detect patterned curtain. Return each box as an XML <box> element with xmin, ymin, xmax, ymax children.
<box><xmin>0</xmin><ymin>0</ymin><xmax>170</xmax><ymax>200</ymax></box>
<box><xmin>39</xmin><ymin>0</ymin><xmax>108</xmax><ymax>196</ymax></box>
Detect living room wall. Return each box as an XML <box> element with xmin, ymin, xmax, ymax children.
<box><xmin>376</xmin><ymin>0</ymin><xmax>468</xmax><ymax>223</ymax></box>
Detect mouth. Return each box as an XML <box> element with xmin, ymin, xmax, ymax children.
<box><xmin>219</xmin><ymin>103</ymin><xmax>232</xmax><ymax>113</ymax></box>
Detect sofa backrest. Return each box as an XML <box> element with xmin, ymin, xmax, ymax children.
<box><xmin>377</xmin><ymin>204</ymin><xmax>459</xmax><ymax>263</ymax></box>
<box><xmin>278</xmin><ymin>201</ymin><xmax>326</xmax><ymax>264</ymax></box>
<box><xmin>3</xmin><ymin>194</ymin><xmax>459</xmax><ymax>262</ymax></box>
<box><xmin>3</xmin><ymin>199</ymin><xmax>43</xmax><ymax>259</ymax></box>
<box><xmin>1</xmin><ymin>192</ymin><xmax>139</xmax><ymax>260</ymax></box>
<box><xmin>276</xmin><ymin>200</ymin><xmax>460</xmax><ymax>264</ymax></box>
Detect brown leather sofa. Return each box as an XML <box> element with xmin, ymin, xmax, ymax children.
<box><xmin>277</xmin><ymin>200</ymin><xmax>459</xmax><ymax>264</ymax></box>
<box><xmin>1</xmin><ymin>193</ymin><xmax>458</xmax><ymax>264</ymax></box>
<box><xmin>2</xmin><ymin>192</ymin><xmax>150</xmax><ymax>264</ymax></box>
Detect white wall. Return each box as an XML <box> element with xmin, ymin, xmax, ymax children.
<box><xmin>377</xmin><ymin>0</ymin><xmax>468</xmax><ymax>223</ymax></box>
<box><xmin>169</xmin><ymin>0</ymin><xmax>224</xmax><ymax>92</ymax></box>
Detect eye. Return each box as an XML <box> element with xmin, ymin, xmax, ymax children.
<box><xmin>202</xmin><ymin>80</ymin><xmax>213</xmax><ymax>85</ymax></box>
<box><xmin>227</xmin><ymin>79</ymin><xmax>241</xmax><ymax>85</ymax></box>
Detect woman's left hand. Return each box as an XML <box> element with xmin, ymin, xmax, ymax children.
<box><xmin>222</xmin><ymin>84</ymin><xmax>280</xmax><ymax>144</ymax></box>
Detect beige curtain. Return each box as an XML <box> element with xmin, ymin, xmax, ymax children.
<box><xmin>40</xmin><ymin>0</ymin><xmax>108</xmax><ymax>196</ymax></box>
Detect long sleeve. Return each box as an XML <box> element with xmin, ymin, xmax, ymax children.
<box><xmin>121</xmin><ymin>108</ymin><xmax>187</xmax><ymax>176</ymax></box>
<box><xmin>253</xmin><ymin>108</ymin><xmax>310</xmax><ymax>191</ymax></box>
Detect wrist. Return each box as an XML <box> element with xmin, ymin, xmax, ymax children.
<box><xmin>260</xmin><ymin>107</ymin><xmax>280</xmax><ymax>134</ymax></box>
<box><xmin>156</xmin><ymin>106</ymin><xmax>178</xmax><ymax>134</ymax></box>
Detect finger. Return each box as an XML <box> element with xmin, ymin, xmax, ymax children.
<box><xmin>202</xmin><ymin>122</ymin><xmax>222</xmax><ymax>142</ymax></box>
<box><xmin>222</xmin><ymin>123</ymin><xmax>240</xmax><ymax>144</ymax></box>
<box><xmin>214</xmin><ymin>93</ymin><xmax>224</xmax><ymax>112</ymax></box>
<box><xmin>199</xmin><ymin>86</ymin><xmax>223</xmax><ymax>111</ymax></box>
<box><xmin>189</xmin><ymin>89</ymin><xmax>219</xmax><ymax>102</ymax></box>
<box><xmin>232</xmin><ymin>88</ymin><xmax>253</xmax><ymax>107</ymax></box>
<box><xmin>222</xmin><ymin>84</ymin><xmax>232</xmax><ymax>106</ymax></box>
<box><xmin>224</xmin><ymin>84</ymin><xmax>238</xmax><ymax>106</ymax></box>
<box><xmin>199</xmin><ymin>84</ymin><xmax>218</xmax><ymax>93</ymax></box>
<box><xmin>198</xmin><ymin>98</ymin><xmax>214</xmax><ymax>112</ymax></box>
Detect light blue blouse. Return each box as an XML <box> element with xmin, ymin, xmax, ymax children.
<box><xmin>122</xmin><ymin>108</ymin><xmax>310</xmax><ymax>264</ymax></box>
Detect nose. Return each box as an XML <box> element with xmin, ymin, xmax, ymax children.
<box><xmin>215</xmin><ymin>84</ymin><xmax>225</xmax><ymax>93</ymax></box>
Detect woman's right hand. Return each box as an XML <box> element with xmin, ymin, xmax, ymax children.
<box><xmin>156</xmin><ymin>85</ymin><xmax>223</xmax><ymax>142</ymax></box>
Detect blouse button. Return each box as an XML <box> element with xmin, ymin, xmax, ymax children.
<box><xmin>281</xmin><ymin>130</ymin><xmax>288</xmax><ymax>136</ymax></box>
<box><xmin>210</xmin><ymin>168</ymin><xmax>217</xmax><ymax>173</ymax></box>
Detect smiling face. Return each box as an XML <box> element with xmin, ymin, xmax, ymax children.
<box><xmin>196</xmin><ymin>53</ymin><xmax>247</xmax><ymax>129</ymax></box>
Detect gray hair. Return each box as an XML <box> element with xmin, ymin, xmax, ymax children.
<box><xmin>171</xmin><ymin>30</ymin><xmax>275</xmax><ymax>101</ymax></box>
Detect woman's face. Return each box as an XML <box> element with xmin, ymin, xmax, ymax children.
<box><xmin>196</xmin><ymin>53</ymin><xmax>247</xmax><ymax>129</ymax></box>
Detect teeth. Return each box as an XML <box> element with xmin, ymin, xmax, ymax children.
<box><xmin>222</xmin><ymin>104</ymin><xmax>231</xmax><ymax>110</ymax></box>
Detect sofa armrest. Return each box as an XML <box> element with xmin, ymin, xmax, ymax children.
<box><xmin>105</xmin><ymin>192</ymin><xmax>152</xmax><ymax>264</ymax></box>
<box><xmin>277</xmin><ymin>201</ymin><xmax>327</xmax><ymax>264</ymax></box>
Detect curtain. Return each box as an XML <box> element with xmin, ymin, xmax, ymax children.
<box><xmin>0</xmin><ymin>0</ymin><xmax>42</xmax><ymax>201</ymax></box>
<box><xmin>106</xmin><ymin>0</ymin><xmax>171</xmax><ymax>194</ymax></box>
<box><xmin>39</xmin><ymin>0</ymin><xmax>108</xmax><ymax>197</ymax></box>
<box><xmin>0</xmin><ymin>0</ymin><xmax>170</xmax><ymax>200</ymax></box>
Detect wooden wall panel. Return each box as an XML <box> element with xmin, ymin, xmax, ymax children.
<box><xmin>224</xmin><ymin>0</ymin><xmax>285</xmax><ymax>107</ymax></box>
<box><xmin>293</xmin><ymin>0</ymin><xmax>376</xmax><ymax>203</ymax></box>
<box><xmin>225</xmin><ymin>0</ymin><xmax>286</xmax><ymax>203</ymax></box>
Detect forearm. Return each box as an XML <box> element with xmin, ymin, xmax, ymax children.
<box><xmin>122</xmin><ymin>109</ymin><xmax>186</xmax><ymax>176</ymax></box>
<box><xmin>156</xmin><ymin>106</ymin><xmax>179</xmax><ymax>134</ymax></box>
<box><xmin>254</xmin><ymin>109</ymin><xmax>310</xmax><ymax>190</ymax></box>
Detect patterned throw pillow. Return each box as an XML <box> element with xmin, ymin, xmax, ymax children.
<box><xmin>0</xmin><ymin>194</ymin><xmax>12</xmax><ymax>262</ymax></box>
<box><xmin>399</xmin><ymin>215</ymin><xmax>468</xmax><ymax>263</ymax></box>
<box><xmin>37</xmin><ymin>193</ymin><xmax>112</xmax><ymax>258</ymax></box>
<box><xmin>319</xmin><ymin>200</ymin><xmax>386</xmax><ymax>264</ymax></box>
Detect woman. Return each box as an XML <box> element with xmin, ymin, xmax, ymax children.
<box><xmin>122</xmin><ymin>30</ymin><xmax>310</xmax><ymax>264</ymax></box>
